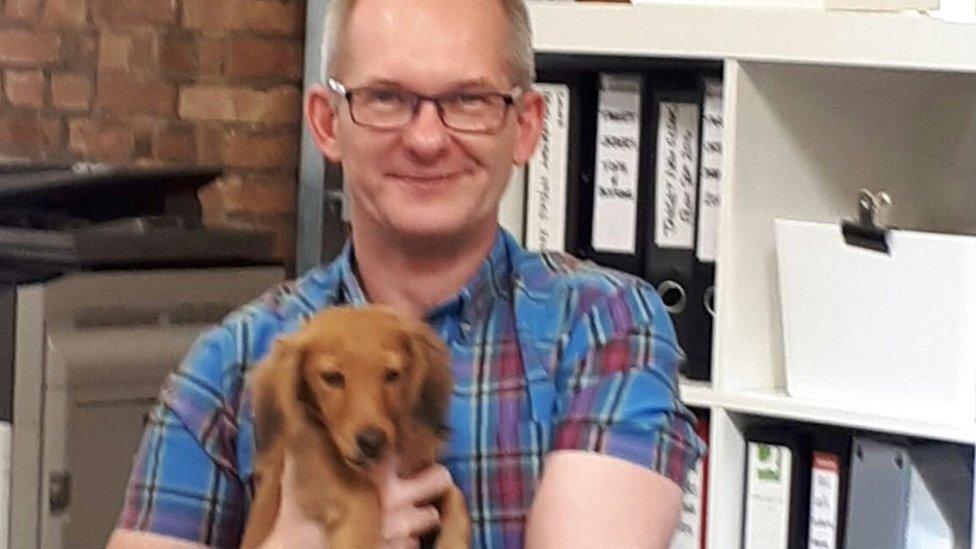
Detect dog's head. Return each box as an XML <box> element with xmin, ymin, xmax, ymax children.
<box><xmin>252</xmin><ymin>305</ymin><xmax>452</xmax><ymax>473</ymax></box>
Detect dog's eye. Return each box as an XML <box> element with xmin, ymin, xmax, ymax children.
<box><xmin>321</xmin><ymin>371</ymin><xmax>345</xmax><ymax>388</ymax></box>
<box><xmin>384</xmin><ymin>370</ymin><xmax>401</xmax><ymax>383</ymax></box>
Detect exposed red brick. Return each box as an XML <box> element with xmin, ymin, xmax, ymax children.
<box><xmin>206</xmin><ymin>172</ymin><xmax>297</xmax><ymax>215</ymax></box>
<box><xmin>152</xmin><ymin>123</ymin><xmax>196</xmax><ymax>163</ymax></box>
<box><xmin>96</xmin><ymin>72</ymin><xmax>176</xmax><ymax>116</ymax></box>
<box><xmin>222</xmin><ymin>131</ymin><xmax>299</xmax><ymax>169</ymax></box>
<box><xmin>91</xmin><ymin>0</ymin><xmax>176</xmax><ymax>26</ymax></box>
<box><xmin>68</xmin><ymin>118</ymin><xmax>135</xmax><ymax>160</ymax></box>
<box><xmin>52</xmin><ymin>72</ymin><xmax>91</xmax><ymax>111</ymax></box>
<box><xmin>245</xmin><ymin>1</ymin><xmax>304</xmax><ymax>37</ymax></box>
<box><xmin>0</xmin><ymin>114</ymin><xmax>62</xmax><ymax>157</ymax></box>
<box><xmin>3</xmin><ymin>70</ymin><xmax>46</xmax><ymax>109</ymax></box>
<box><xmin>197</xmin><ymin>38</ymin><xmax>226</xmax><ymax>75</ymax></box>
<box><xmin>98</xmin><ymin>31</ymin><xmax>130</xmax><ymax>71</ymax></box>
<box><xmin>226</xmin><ymin>38</ymin><xmax>302</xmax><ymax>80</ymax></box>
<box><xmin>0</xmin><ymin>29</ymin><xmax>59</xmax><ymax>67</ymax></box>
<box><xmin>41</xmin><ymin>0</ymin><xmax>87</xmax><ymax>27</ymax></box>
<box><xmin>194</xmin><ymin>124</ymin><xmax>223</xmax><ymax>165</ymax></box>
<box><xmin>58</xmin><ymin>31</ymin><xmax>98</xmax><ymax>71</ymax></box>
<box><xmin>179</xmin><ymin>85</ymin><xmax>300</xmax><ymax>124</ymax></box>
<box><xmin>183</xmin><ymin>0</ymin><xmax>303</xmax><ymax>36</ymax></box>
<box><xmin>181</xmin><ymin>0</ymin><xmax>244</xmax><ymax>32</ymax></box>
<box><xmin>4</xmin><ymin>0</ymin><xmax>42</xmax><ymax>21</ymax></box>
<box><xmin>157</xmin><ymin>33</ymin><xmax>197</xmax><ymax>74</ymax></box>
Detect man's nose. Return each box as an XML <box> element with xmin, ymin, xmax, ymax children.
<box><xmin>401</xmin><ymin>100</ymin><xmax>449</xmax><ymax>159</ymax></box>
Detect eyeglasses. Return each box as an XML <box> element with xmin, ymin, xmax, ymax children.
<box><xmin>327</xmin><ymin>77</ymin><xmax>521</xmax><ymax>133</ymax></box>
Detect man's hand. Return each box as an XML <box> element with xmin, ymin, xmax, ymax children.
<box><xmin>259</xmin><ymin>454</ymin><xmax>454</xmax><ymax>549</ymax></box>
<box><xmin>368</xmin><ymin>456</ymin><xmax>456</xmax><ymax>549</ymax></box>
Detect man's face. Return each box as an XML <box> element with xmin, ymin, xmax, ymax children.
<box><xmin>314</xmin><ymin>0</ymin><xmax>542</xmax><ymax>246</ymax></box>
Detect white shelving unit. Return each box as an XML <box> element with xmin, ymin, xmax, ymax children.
<box><xmin>530</xmin><ymin>2</ymin><xmax>976</xmax><ymax>547</ymax></box>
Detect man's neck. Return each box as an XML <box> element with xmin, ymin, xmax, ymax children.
<box><xmin>351</xmin><ymin>225</ymin><xmax>497</xmax><ymax>321</ymax></box>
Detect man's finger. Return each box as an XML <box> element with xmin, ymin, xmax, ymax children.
<box><xmin>398</xmin><ymin>465</ymin><xmax>454</xmax><ymax>503</ymax></box>
<box><xmin>383</xmin><ymin>505</ymin><xmax>440</xmax><ymax>541</ymax></box>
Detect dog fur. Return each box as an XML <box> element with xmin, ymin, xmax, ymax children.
<box><xmin>241</xmin><ymin>305</ymin><xmax>470</xmax><ymax>548</ymax></box>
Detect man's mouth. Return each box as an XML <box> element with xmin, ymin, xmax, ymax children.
<box><xmin>390</xmin><ymin>172</ymin><xmax>463</xmax><ymax>185</ymax></box>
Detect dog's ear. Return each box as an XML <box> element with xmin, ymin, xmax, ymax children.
<box><xmin>403</xmin><ymin>321</ymin><xmax>453</xmax><ymax>433</ymax></box>
<box><xmin>252</xmin><ymin>331</ymin><xmax>313</xmax><ymax>450</ymax></box>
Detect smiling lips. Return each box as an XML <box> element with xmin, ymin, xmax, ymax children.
<box><xmin>390</xmin><ymin>172</ymin><xmax>465</xmax><ymax>189</ymax></box>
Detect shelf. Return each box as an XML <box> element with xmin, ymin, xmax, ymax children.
<box><xmin>528</xmin><ymin>2</ymin><xmax>976</xmax><ymax>73</ymax></box>
<box><xmin>720</xmin><ymin>387</ymin><xmax>976</xmax><ymax>444</ymax></box>
<box><xmin>679</xmin><ymin>379</ymin><xmax>719</xmax><ymax>409</ymax></box>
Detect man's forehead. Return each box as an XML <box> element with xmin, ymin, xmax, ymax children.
<box><xmin>338</xmin><ymin>0</ymin><xmax>510</xmax><ymax>85</ymax></box>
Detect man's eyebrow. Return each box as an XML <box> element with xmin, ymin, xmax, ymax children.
<box><xmin>357</xmin><ymin>77</ymin><xmax>503</xmax><ymax>92</ymax></box>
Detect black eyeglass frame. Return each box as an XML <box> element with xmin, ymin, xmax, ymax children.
<box><xmin>326</xmin><ymin>77</ymin><xmax>522</xmax><ymax>133</ymax></box>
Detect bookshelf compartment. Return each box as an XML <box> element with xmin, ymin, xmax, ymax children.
<box><xmin>709</xmin><ymin>411</ymin><xmax>975</xmax><ymax>549</ymax></box>
<box><xmin>716</xmin><ymin>61</ymin><xmax>976</xmax><ymax>397</ymax></box>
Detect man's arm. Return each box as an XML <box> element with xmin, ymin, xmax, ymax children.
<box><xmin>528</xmin><ymin>280</ymin><xmax>705</xmax><ymax>548</ymax></box>
<box><xmin>525</xmin><ymin>451</ymin><xmax>682</xmax><ymax>549</ymax></box>
<box><xmin>106</xmin><ymin>530</ymin><xmax>209</xmax><ymax>549</ymax></box>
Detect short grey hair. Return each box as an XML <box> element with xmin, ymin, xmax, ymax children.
<box><xmin>321</xmin><ymin>0</ymin><xmax>535</xmax><ymax>88</ymax></box>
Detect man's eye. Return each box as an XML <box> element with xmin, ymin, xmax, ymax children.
<box><xmin>365</xmin><ymin>90</ymin><xmax>404</xmax><ymax>105</ymax></box>
<box><xmin>321</xmin><ymin>371</ymin><xmax>345</xmax><ymax>388</ymax></box>
<box><xmin>456</xmin><ymin>93</ymin><xmax>490</xmax><ymax>108</ymax></box>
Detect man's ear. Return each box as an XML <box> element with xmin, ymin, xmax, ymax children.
<box><xmin>512</xmin><ymin>88</ymin><xmax>545</xmax><ymax>166</ymax></box>
<box><xmin>306</xmin><ymin>84</ymin><xmax>343</xmax><ymax>163</ymax></box>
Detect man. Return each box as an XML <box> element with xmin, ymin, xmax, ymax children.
<box><xmin>108</xmin><ymin>0</ymin><xmax>705</xmax><ymax>547</ymax></box>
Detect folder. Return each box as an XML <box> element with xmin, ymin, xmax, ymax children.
<box><xmin>581</xmin><ymin>72</ymin><xmax>646</xmax><ymax>276</ymax></box>
<box><xmin>742</xmin><ymin>427</ymin><xmax>811</xmax><ymax>549</ymax></box>
<box><xmin>640</xmin><ymin>77</ymin><xmax>704</xmax><ymax>374</ymax></box>
<box><xmin>525</xmin><ymin>83</ymin><xmax>572</xmax><ymax>252</ymax></box>
<box><xmin>685</xmin><ymin>75</ymin><xmax>723</xmax><ymax>381</ymax></box>
<box><xmin>807</xmin><ymin>431</ymin><xmax>850</xmax><ymax>549</ymax></box>
<box><xmin>499</xmin><ymin>164</ymin><xmax>526</xmax><ymax>244</ymax></box>
<box><xmin>844</xmin><ymin>436</ymin><xmax>972</xmax><ymax>549</ymax></box>
<box><xmin>532</xmin><ymin>69</ymin><xmax>593</xmax><ymax>259</ymax></box>
<box><xmin>671</xmin><ymin>409</ymin><xmax>710</xmax><ymax>549</ymax></box>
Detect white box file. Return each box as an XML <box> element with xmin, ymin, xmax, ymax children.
<box><xmin>774</xmin><ymin>218</ymin><xmax>976</xmax><ymax>425</ymax></box>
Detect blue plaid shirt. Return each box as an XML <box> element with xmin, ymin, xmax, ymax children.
<box><xmin>119</xmin><ymin>229</ymin><xmax>706</xmax><ymax>548</ymax></box>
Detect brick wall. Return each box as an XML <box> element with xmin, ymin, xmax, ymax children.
<box><xmin>0</xmin><ymin>0</ymin><xmax>306</xmax><ymax>264</ymax></box>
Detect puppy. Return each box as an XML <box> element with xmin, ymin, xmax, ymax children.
<box><xmin>241</xmin><ymin>305</ymin><xmax>470</xmax><ymax>548</ymax></box>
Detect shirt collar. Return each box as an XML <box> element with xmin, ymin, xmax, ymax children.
<box><xmin>332</xmin><ymin>228</ymin><xmax>517</xmax><ymax>334</ymax></box>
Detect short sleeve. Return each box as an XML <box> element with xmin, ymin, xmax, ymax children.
<box><xmin>550</xmin><ymin>283</ymin><xmax>707</xmax><ymax>488</ymax></box>
<box><xmin>116</xmin><ymin>327</ymin><xmax>248</xmax><ymax>548</ymax></box>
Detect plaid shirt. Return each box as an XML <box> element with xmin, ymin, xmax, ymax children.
<box><xmin>118</xmin><ymin>229</ymin><xmax>706</xmax><ymax>548</ymax></box>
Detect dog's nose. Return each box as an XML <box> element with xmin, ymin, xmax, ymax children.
<box><xmin>355</xmin><ymin>428</ymin><xmax>387</xmax><ymax>459</ymax></box>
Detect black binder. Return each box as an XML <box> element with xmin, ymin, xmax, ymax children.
<box><xmin>685</xmin><ymin>74</ymin><xmax>724</xmax><ymax>381</ymax></box>
<box><xmin>639</xmin><ymin>76</ymin><xmax>705</xmax><ymax>374</ymax></box>
<box><xmin>532</xmin><ymin>69</ymin><xmax>594</xmax><ymax>258</ymax></box>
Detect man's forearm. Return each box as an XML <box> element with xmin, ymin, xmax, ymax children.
<box><xmin>105</xmin><ymin>529</ymin><xmax>209</xmax><ymax>549</ymax></box>
<box><xmin>525</xmin><ymin>450</ymin><xmax>683</xmax><ymax>549</ymax></box>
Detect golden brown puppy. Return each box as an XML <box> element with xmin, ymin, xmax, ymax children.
<box><xmin>241</xmin><ymin>305</ymin><xmax>470</xmax><ymax>549</ymax></box>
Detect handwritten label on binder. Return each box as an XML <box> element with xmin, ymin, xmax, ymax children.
<box><xmin>808</xmin><ymin>452</ymin><xmax>840</xmax><ymax>549</ymax></box>
<box><xmin>654</xmin><ymin>101</ymin><xmax>701</xmax><ymax>250</ymax></box>
<box><xmin>696</xmin><ymin>78</ymin><xmax>724</xmax><ymax>263</ymax></box>
<box><xmin>592</xmin><ymin>75</ymin><xmax>641</xmax><ymax>254</ymax></box>
<box><xmin>526</xmin><ymin>83</ymin><xmax>570</xmax><ymax>252</ymax></box>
